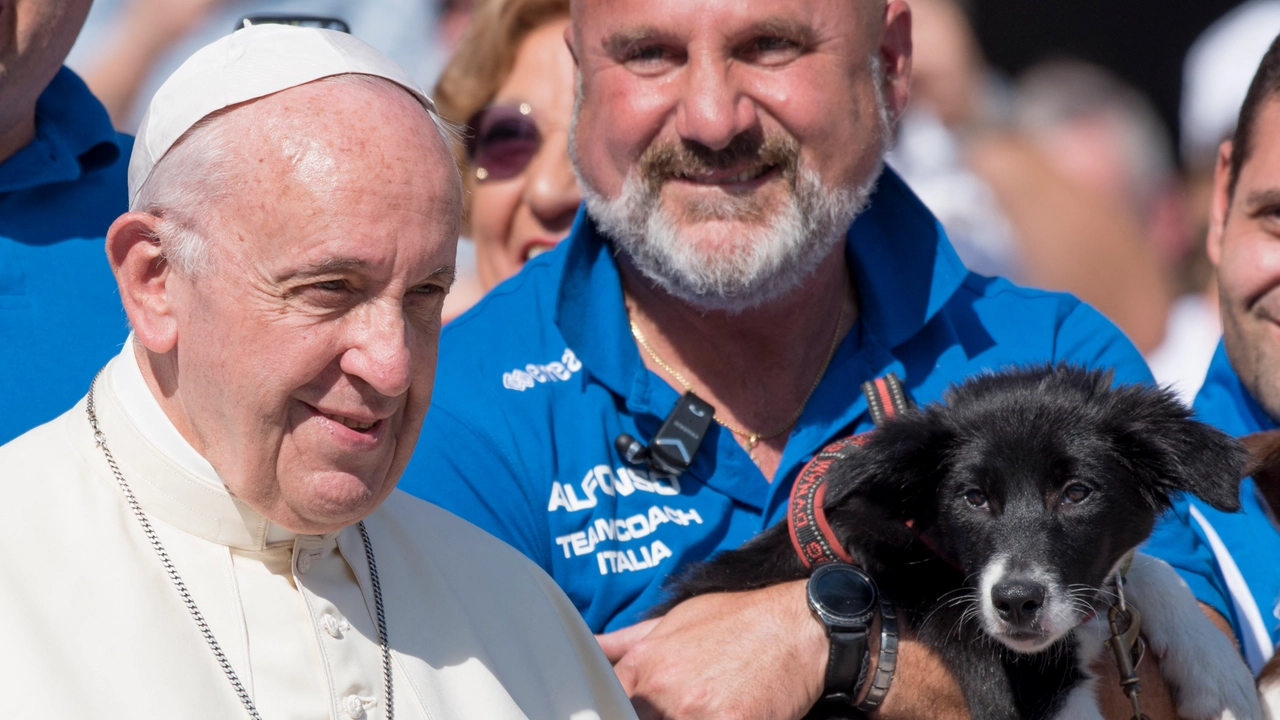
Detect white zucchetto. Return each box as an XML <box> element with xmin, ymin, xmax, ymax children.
<box><xmin>128</xmin><ymin>23</ymin><xmax>439</xmax><ymax>206</ymax></box>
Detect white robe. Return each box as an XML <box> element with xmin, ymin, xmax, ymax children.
<box><xmin>0</xmin><ymin>347</ymin><xmax>635</xmax><ymax>720</ymax></box>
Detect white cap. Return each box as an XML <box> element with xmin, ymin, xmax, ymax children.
<box><xmin>1181</xmin><ymin>0</ymin><xmax>1280</xmax><ymax>168</ymax></box>
<box><xmin>128</xmin><ymin>23</ymin><xmax>439</xmax><ymax>207</ymax></box>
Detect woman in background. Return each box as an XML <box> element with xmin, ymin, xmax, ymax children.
<box><xmin>437</xmin><ymin>0</ymin><xmax>579</xmax><ymax>319</ymax></box>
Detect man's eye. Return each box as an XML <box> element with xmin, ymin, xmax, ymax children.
<box><xmin>743</xmin><ymin>36</ymin><xmax>804</xmax><ymax>63</ymax></box>
<box><xmin>754</xmin><ymin>36</ymin><xmax>797</xmax><ymax>53</ymax></box>
<box><xmin>626</xmin><ymin>45</ymin><xmax>673</xmax><ymax>65</ymax></box>
<box><xmin>411</xmin><ymin>284</ymin><xmax>443</xmax><ymax>297</ymax></box>
<box><xmin>312</xmin><ymin>280</ymin><xmax>346</xmax><ymax>292</ymax></box>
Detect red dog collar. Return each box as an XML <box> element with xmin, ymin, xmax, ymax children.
<box><xmin>788</xmin><ymin>374</ymin><xmax>912</xmax><ymax>569</ymax></box>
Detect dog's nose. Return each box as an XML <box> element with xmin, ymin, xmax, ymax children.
<box><xmin>991</xmin><ymin>581</ymin><xmax>1046</xmax><ymax>626</ymax></box>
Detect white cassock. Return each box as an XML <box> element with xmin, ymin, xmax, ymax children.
<box><xmin>0</xmin><ymin>344</ymin><xmax>635</xmax><ymax>720</ymax></box>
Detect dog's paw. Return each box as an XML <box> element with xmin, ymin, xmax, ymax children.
<box><xmin>1124</xmin><ymin>554</ymin><xmax>1261</xmax><ymax>720</ymax></box>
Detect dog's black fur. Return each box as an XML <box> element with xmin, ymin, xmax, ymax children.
<box><xmin>658</xmin><ymin>366</ymin><xmax>1247</xmax><ymax>720</ymax></box>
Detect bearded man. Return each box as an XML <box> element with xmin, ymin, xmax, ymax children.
<box><xmin>399</xmin><ymin>0</ymin><xmax>1186</xmax><ymax>717</ymax></box>
<box><xmin>0</xmin><ymin>24</ymin><xmax>632</xmax><ymax>720</ymax></box>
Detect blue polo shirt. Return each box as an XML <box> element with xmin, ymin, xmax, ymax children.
<box><xmin>0</xmin><ymin>68</ymin><xmax>132</xmax><ymax>444</ymax></box>
<box><xmin>400</xmin><ymin>169</ymin><xmax>1152</xmax><ymax>633</ymax></box>
<box><xmin>1143</xmin><ymin>341</ymin><xmax>1280</xmax><ymax>674</ymax></box>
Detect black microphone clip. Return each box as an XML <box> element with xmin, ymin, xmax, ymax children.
<box><xmin>615</xmin><ymin>391</ymin><xmax>715</xmax><ymax>477</ymax></box>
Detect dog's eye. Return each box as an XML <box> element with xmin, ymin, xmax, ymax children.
<box><xmin>1063</xmin><ymin>484</ymin><xmax>1092</xmax><ymax>504</ymax></box>
<box><xmin>964</xmin><ymin>489</ymin><xmax>988</xmax><ymax>508</ymax></box>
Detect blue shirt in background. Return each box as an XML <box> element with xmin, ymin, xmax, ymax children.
<box><xmin>0</xmin><ymin>67</ymin><xmax>132</xmax><ymax>445</ymax></box>
<box><xmin>401</xmin><ymin>169</ymin><xmax>1152</xmax><ymax>633</ymax></box>
<box><xmin>1144</xmin><ymin>341</ymin><xmax>1280</xmax><ymax>674</ymax></box>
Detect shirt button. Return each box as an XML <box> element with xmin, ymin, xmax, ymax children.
<box><xmin>344</xmin><ymin>695</ymin><xmax>364</xmax><ymax>718</ymax></box>
<box><xmin>322</xmin><ymin>614</ymin><xmax>343</xmax><ymax>638</ymax></box>
<box><xmin>296</xmin><ymin>552</ymin><xmax>312</xmax><ymax>574</ymax></box>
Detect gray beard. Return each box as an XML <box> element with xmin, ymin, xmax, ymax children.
<box><xmin>580</xmin><ymin>163</ymin><xmax>882</xmax><ymax>313</ymax></box>
<box><xmin>570</xmin><ymin>58</ymin><xmax>892</xmax><ymax>314</ymax></box>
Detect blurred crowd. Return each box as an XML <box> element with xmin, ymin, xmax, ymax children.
<box><xmin>60</xmin><ymin>0</ymin><xmax>1280</xmax><ymax>404</ymax></box>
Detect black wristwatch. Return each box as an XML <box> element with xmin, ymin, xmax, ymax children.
<box><xmin>806</xmin><ymin>563</ymin><xmax>879</xmax><ymax>705</ymax></box>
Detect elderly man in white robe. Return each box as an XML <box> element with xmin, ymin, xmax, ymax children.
<box><xmin>0</xmin><ymin>24</ymin><xmax>633</xmax><ymax>720</ymax></box>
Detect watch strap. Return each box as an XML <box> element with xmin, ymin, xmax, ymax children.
<box><xmin>856</xmin><ymin>602</ymin><xmax>899</xmax><ymax>712</ymax></box>
<box><xmin>823</xmin><ymin>627</ymin><xmax>869</xmax><ymax>702</ymax></box>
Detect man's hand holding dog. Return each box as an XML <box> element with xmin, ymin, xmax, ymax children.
<box><xmin>597</xmin><ymin>582</ymin><xmax>1212</xmax><ymax>720</ymax></box>
<box><xmin>597</xmin><ymin>580</ymin><xmax>972</xmax><ymax>720</ymax></box>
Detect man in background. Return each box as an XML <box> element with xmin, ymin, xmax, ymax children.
<box><xmin>1146</xmin><ymin>32</ymin><xmax>1280</xmax><ymax>683</ymax></box>
<box><xmin>1009</xmin><ymin>60</ymin><xmax>1213</xmax><ymax>400</ymax></box>
<box><xmin>0</xmin><ymin>0</ymin><xmax>132</xmax><ymax>444</ymax></box>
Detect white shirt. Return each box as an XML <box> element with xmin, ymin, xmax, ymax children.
<box><xmin>0</xmin><ymin>344</ymin><xmax>634</xmax><ymax>720</ymax></box>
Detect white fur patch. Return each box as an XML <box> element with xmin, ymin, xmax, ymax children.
<box><xmin>1124</xmin><ymin>553</ymin><xmax>1261</xmax><ymax>720</ymax></box>
<box><xmin>1049</xmin><ymin>616</ymin><xmax>1108</xmax><ymax>720</ymax></box>
<box><xmin>1258</xmin><ymin>677</ymin><xmax>1280</xmax><ymax>719</ymax></box>
<box><xmin>980</xmin><ymin>553</ymin><xmax>1010</xmax><ymax>633</ymax></box>
<box><xmin>979</xmin><ymin>553</ymin><xmax>1078</xmax><ymax>652</ymax></box>
<box><xmin>1051</xmin><ymin>682</ymin><xmax>1106</xmax><ymax>720</ymax></box>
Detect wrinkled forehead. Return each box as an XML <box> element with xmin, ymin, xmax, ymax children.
<box><xmin>207</xmin><ymin>83</ymin><xmax>460</xmax><ymax>271</ymax></box>
<box><xmin>570</xmin><ymin>0</ymin><xmax>883</xmax><ymax>43</ymax></box>
<box><xmin>228</xmin><ymin>80</ymin><xmax>454</xmax><ymax>195</ymax></box>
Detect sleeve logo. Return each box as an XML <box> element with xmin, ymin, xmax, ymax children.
<box><xmin>503</xmin><ymin>348</ymin><xmax>583</xmax><ymax>391</ymax></box>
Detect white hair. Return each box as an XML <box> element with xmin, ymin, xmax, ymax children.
<box><xmin>131</xmin><ymin>73</ymin><xmax>460</xmax><ymax>275</ymax></box>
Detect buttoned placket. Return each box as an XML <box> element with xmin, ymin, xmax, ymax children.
<box><xmin>292</xmin><ymin>534</ymin><xmax>384</xmax><ymax>719</ymax></box>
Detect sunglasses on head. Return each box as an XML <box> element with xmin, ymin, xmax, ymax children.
<box><xmin>465</xmin><ymin>103</ymin><xmax>542</xmax><ymax>182</ymax></box>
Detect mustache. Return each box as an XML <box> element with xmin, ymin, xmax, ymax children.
<box><xmin>635</xmin><ymin>129</ymin><xmax>801</xmax><ymax>190</ymax></box>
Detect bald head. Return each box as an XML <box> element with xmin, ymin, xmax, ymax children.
<box><xmin>567</xmin><ymin>0</ymin><xmax>890</xmax><ymax>59</ymax></box>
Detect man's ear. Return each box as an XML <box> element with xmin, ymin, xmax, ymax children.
<box><xmin>1207</xmin><ymin>140</ymin><xmax>1234</xmax><ymax>267</ymax></box>
<box><xmin>562</xmin><ymin>23</ymin><xmax>578</xmax><ymax>68</ymax></box>
<box><xmin>1109</xmin><ymin>384</ymin><xmax>1246</xmax><ymax>513</ymax></box>
<box><xmin>879</xmin><ymin>0</ymin><xmax>913</xmax><ymax>124</ymax></box>
<box><xmin>106</xmin><ymin>212</ymin><xmax>178</xmax><ymax>353</ymax></box>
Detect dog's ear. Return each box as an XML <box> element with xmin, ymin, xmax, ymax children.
<box><xmin>1108</xmin><ymin>384</ymin><xmax>1246</xmax><ymax>513</ymax></box>
<box><xmin>1240</xmin><ymin>430</ymin><xmax>1280</xmax><ymax>518</ymax></box>
<box><xmin>823</xmin><ymin>410</ymin><xmax>955</xmax><ymax>521</ymax></box>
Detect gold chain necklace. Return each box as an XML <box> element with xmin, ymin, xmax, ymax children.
<box><xmin>628</xmin><ymin>302</ymin><xmax>846</xmax><ymax>459</ymax></box>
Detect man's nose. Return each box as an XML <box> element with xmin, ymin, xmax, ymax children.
<box><xmin>674</xmin><ymin>53</ymin><xmax>757</xmax><ymax>151</ymax></box>
<box><xmin>342</xmin><ymin>303</ymin><xmax>413</xmax><ymax>399</ymax></box>
<box><xmin>991</xmin><ymin>580</ymin><xmax>1046</xmax><ymax>627</ymax></box>
<box><xmin>523</xmin><ymin>133</ymin><xmax>580</xmax><ymax>233</ymax></box>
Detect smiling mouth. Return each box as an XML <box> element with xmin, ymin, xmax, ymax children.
<box><xmin>676</xmin><ymin>165</ymin><xmax>776</xmax><ymax>185</ymax></box>
<box><xmin>323</xmin><ymin>413</ymin><xmax>377</xmax><ymax>432</ymax></box>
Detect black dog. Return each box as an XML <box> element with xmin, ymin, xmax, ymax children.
<box><xmin>661</xmin><ymin>366</ymin><xmax>1254</xmax><ymax>720</ymax></box>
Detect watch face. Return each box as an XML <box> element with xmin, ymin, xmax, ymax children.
<box><xmin>811</xmin><ymin>565</ymin><xmax>877</xmax><ymax>622</ymax></box>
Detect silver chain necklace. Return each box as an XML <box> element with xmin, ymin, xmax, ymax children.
<box><xmin>86</xmin><ymin>371</ymin><xmax>394</xmax><ymax>719</ymax></box>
